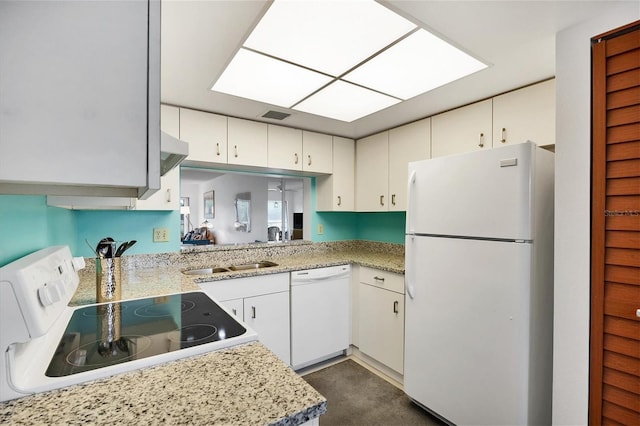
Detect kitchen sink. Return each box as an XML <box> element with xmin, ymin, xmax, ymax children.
<box><xmin>228</xmin><ymin>261</ymin><xmax>278</xmax><ymax>271</ymax></box>
<box><xmin>182</xmin><ymin>267</ymin><xmax>230</xmax><ymax>275</ymax></box>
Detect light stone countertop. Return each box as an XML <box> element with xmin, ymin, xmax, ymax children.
<box><xmin>71</xmin><ymin>240</ymin><xmax>404</xmax><ymax>306</ymax></box>
<box><xmin>0</xmin><ymin>241</ymin><xmax>403</xmax><ymax>425</ymax></box>
<box><xmin>0</xmin><ymin>342</ymin><xmax>326</xmax><ymax>425</ymax></box>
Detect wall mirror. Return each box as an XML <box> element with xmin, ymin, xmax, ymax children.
<box><xmin>234</xmin><ymin>192</ymin><xmax>251</xmax><ymax>232</ymax></box>
<box><xmin>180</xmin><ymin>167</ymin><xmax>310</xmax><ymax>245</ymax></box>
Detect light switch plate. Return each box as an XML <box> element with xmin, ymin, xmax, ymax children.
<box><xmin>153</xmin><ymin>227</ymin><xmax>169</xmax><ymax>242</ymax></box>
<box><xmin>317</xmin><ymin>224</ymin><xmax>324</xmax><ymax>235</ymax></box>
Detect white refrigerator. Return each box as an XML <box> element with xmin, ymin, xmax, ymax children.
<box><xmin>404</xmin><ymin>142</ymin><xmax>554</xmax><ymax>425</ymax></box>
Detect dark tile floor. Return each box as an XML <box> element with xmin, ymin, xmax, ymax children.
<box><xmin>302</xmin><ymin>359</ymin><xmax>445</xmax><ymax>426</ymax></box>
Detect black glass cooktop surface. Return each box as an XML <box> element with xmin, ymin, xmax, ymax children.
<box><xmin>46</xmin><ymin>292</ymin><xmax>246</xmax><ymax>377</ymax></box>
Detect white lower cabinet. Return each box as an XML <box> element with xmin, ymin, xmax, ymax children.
<box><xmin>221</xmin><ymin>298</ymin><xmax>244</xmax><ymax>320</ymax></box>
<box><xmin>198</xmin><ymin>273</ymin><xmax>290</xmax><ymax>365</ymax></box>
<box><xmin>242</xmin><ymin>291</ymin><xmax>290</xmax><ymax>365</ymax></box>
<box><xmin>357</xmin><ymin>267</ymin><xmax>405</xmax><ymax>374</ymax></box>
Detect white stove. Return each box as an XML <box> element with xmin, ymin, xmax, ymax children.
<box><xmin>0</xmin><ymin>246</ymin><xmax>257</xmax><ymax>402</ymax></box>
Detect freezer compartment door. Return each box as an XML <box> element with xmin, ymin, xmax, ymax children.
<box><xmin>407</xmin><ymin>142</ymin><xmax>534</xmax><ymax>240</ymax></box>
<box><xmin>404</xmin><ymin>235</ymin><xmax>544</xmax><ymax>425</ymax></box>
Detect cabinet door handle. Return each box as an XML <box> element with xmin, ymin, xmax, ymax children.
<box><xmin>294</xmin><ymin>153</ymin><xmax>299</xmax><ymax>164</ymax></box>
<box><xmin>307</xmin><ymin>155</ymin><xmax>312</xmax><ymax>166</ymax></box>
<box><xmin>216</xmin><ymin>142</ymin><xmax>220</xmax><ymax>156</ymax></box>
<box><xmin>337</xmin><ymin>195</ymin><xmax>342</xmax><ymax>206</ymax></box>
<box><xmin>232</xmin><ymin>308</ymin><xmax>237</xmax><ymax>316</ymax></box>
<box><xmin>501</xmin><ymin>128</ymin><xmax>507</xmax><ymax>143</ymax></box>
<box><xmin>379</xmin><ymin>195</ymin><xmax>384</xmax><ymax>206</ymax></box>
<box><xmin>391</xmin><ymin>194</ymin><xmax>396</xmax><ymax>206</ymax></box>
<box><xmin>166</xmin><ymin>188</ymin><xmax>171</xmax><ymax>203</ymax></box>
<box><xmin>478</xmin><ymin>132</ymin><xmax>485</xmax><ymax>148</ymax></box>
<box><xmin>251</xmin><ymin>306</ymin><xmax>256</xmax><ymax>319</ymax></box>
<box><xmin>393</xmin><ymin>300</ymin><xmax>399</xmax><ymax>314</ymax></box>
<box><xmin>234</xmin><ymin>145</ymin><xmax>239</xmax><ymax>158</ymax></box>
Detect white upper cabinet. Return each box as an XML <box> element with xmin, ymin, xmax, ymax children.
<box><xmin>268</xmin><ymin>128</ymin><xmax>332</xmax><ymax>173</ymax></box>
<box><xmin>179</xmin><ymin>108</ymin><xmax>228</xmax><ymax>164</ymax></box>
<box><xmin>267</xmin><ymin>125</ymin><xmax>303</xmax><ymax>170</ymax></box>
<box><xmin>431</xmin><ymin>99</ymin><xmax>493</xmax><ymax>158</ymax></box>
<box><xmin>356</xmin><ymin>132</ymin><xmax>389</xmax><ymax>212</ymax></box>
<box><xmin>161</xmin><ymin>105</ymin><xmax>180</xmax><ymax>139</ymax></box>
<box><xmin>316</xmin><ymin>136</ymin><xmax>355</xmax><ymax>211</ymax></box>
<box><xmin>227</xmin><ymin>117</ymin><xmax>268</xmax><ymax>167</ymax></box>
<box><xmin>302</xmin><ymin>131</ymin><xmax>333</xmax><ymax>174</ymax></box>
<box><xmin>355</xmin><ymin>119</ymin><xmax>429</xmax><ymax>212</ymax></box>
<box><xmin>492</xmin><ymin>79</ymin><xmax>556</xmax><ymax>148</ymax></box>
<box><xmin>136</xmin><ymin>106</ymin><xmax>181</xmax><ymax>210</ymax></box>
<box><xmin>134</xmin><ymin>167</ymin><xmax>180</xmax><ymax>210</ymax></box>
<box><xmin>0</xmin><ymin>1</ymin><xmax>160</xmax><ymax>198</ymax></box>
<box><xmin>388</xmin><ymin>118</ymin><xmax>430</xmax><ymax>211</ymax></box>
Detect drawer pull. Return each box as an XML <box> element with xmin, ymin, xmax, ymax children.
<box><xmin>393</xmin><ymin>300</ymin><xmax>399</xmax><ymax>314</ymax></box>
<box><xmin>374</xmin><ymin>276</ymin><xmax>385</xmax><ymax>282</ymax></box>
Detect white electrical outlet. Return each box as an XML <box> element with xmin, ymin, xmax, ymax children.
<box><xmin>153</xmin><ymin>227</ymin><xmax>169</xmax><ymax>242</ymax></box>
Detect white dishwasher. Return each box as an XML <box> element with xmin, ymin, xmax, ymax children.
<box><xmin>290</xmin><ymin>264</ymin><xmax>351</xmax><ymax>370</ymax></box>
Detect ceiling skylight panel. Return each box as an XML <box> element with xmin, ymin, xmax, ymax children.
<box><xmin>211</xmin><ymin>48</ymin><xmax>332</xmax><ymax>108</ymax></box>
<box><xmin>343</xmin><ymin>29</ymin><xmax>488</xmax><ymax>100</ymax></box>
<box><xmin>243</xmin><ymin>0</ymin><xmax>417</xmax><ymax>77</ymax></box>
<box><xmin>293</xmin><ymin>80</ymin><xmax>400</xmax><ymax>122</ymax></box>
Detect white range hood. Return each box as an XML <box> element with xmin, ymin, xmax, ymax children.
<box><xmin>160</xmin><ymin>131</ymin><xmax>188</xmax><ymax>176</ymax></box>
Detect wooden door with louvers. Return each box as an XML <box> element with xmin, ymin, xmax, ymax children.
<box><xmin>590</xmin><ymin>21</ymin><xmax>640</xmax><ymax>426</ymax></box>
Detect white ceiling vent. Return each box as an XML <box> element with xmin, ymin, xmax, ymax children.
<box><xmin>261</xmin><ymin>110</ymin><xmax>291</xmax><ymax>120</ymax></box>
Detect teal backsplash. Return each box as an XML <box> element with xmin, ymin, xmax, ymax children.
<box><xmin>74</xmin><ymin>209</ymin><xmax>181</xmax><ymax>258</ymax></box>
<box><xmin>0</xmin><ymin>195</ymin><xmax>180</xmax><ymax>266</ymax></box>
<box><xmin>0</xmin><ymin>195</ymin><xmax>75</xmax><ymax>265</ymax></box>
<box><xmin>355</xmin><ymin>211</ymin><xmax>406</xmax><ymax>243</ymax></box>
<box><xmin>1</xmin><ymin>188</ymin><xmax>405</xmax><ymax>266</ymax></box>
<box><xmin>309</xmin><ymin>178</ymin><xmax>405</xmax><ymax>243</ymax></box>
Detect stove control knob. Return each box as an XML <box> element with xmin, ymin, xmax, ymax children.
<box><xmin>72</xmin><ymin>256</ymin><xmax>86</xmax><ymax>271</ymax></box>
<box><xmin>37</xmin><ymin>281</ymin><xmax>62</xmax><ymax>307</ymax></box>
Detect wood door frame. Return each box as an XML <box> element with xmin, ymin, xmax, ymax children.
<box><xmin>590</xmin><ymin>34</ymin><xmax>607</xmax><ymax>424</ymax></box>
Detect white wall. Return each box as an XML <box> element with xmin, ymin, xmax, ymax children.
<box><xmin>553</xmin><ymin>6</ymin><xmax>639</xmax><ymax>425</ymax></box>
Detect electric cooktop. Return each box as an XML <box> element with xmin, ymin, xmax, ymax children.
<box><xmin>46</xmin><ymin>292</ymin><xmax>246</xmax><ymax>377</ymax></box>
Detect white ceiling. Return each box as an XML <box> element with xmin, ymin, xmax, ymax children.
<box><xmin>161</xmin><ymin>0</ymin><xmax>633</xmax><ymax>140</ymax></box>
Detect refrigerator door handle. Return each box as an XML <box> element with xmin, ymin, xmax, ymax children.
<box><xmin>407</xmin><ymin>170</ymin><xmax>417</xmax><ymax>234</ymax></box>
<box><xmin>405</xmin><ymin>236</ymin><xmax>416</xmax><ymax>299</ymax></box>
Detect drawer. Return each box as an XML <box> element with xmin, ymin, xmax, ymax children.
<box><xmin>359</xmin><ymin>266</ymin><xmax>404</xmax><ymax>294</ymax></box>
<box><xmin>198</xmin><ymin>272</ymin><xmax>289</xmax><ymax>302</ymax></box>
